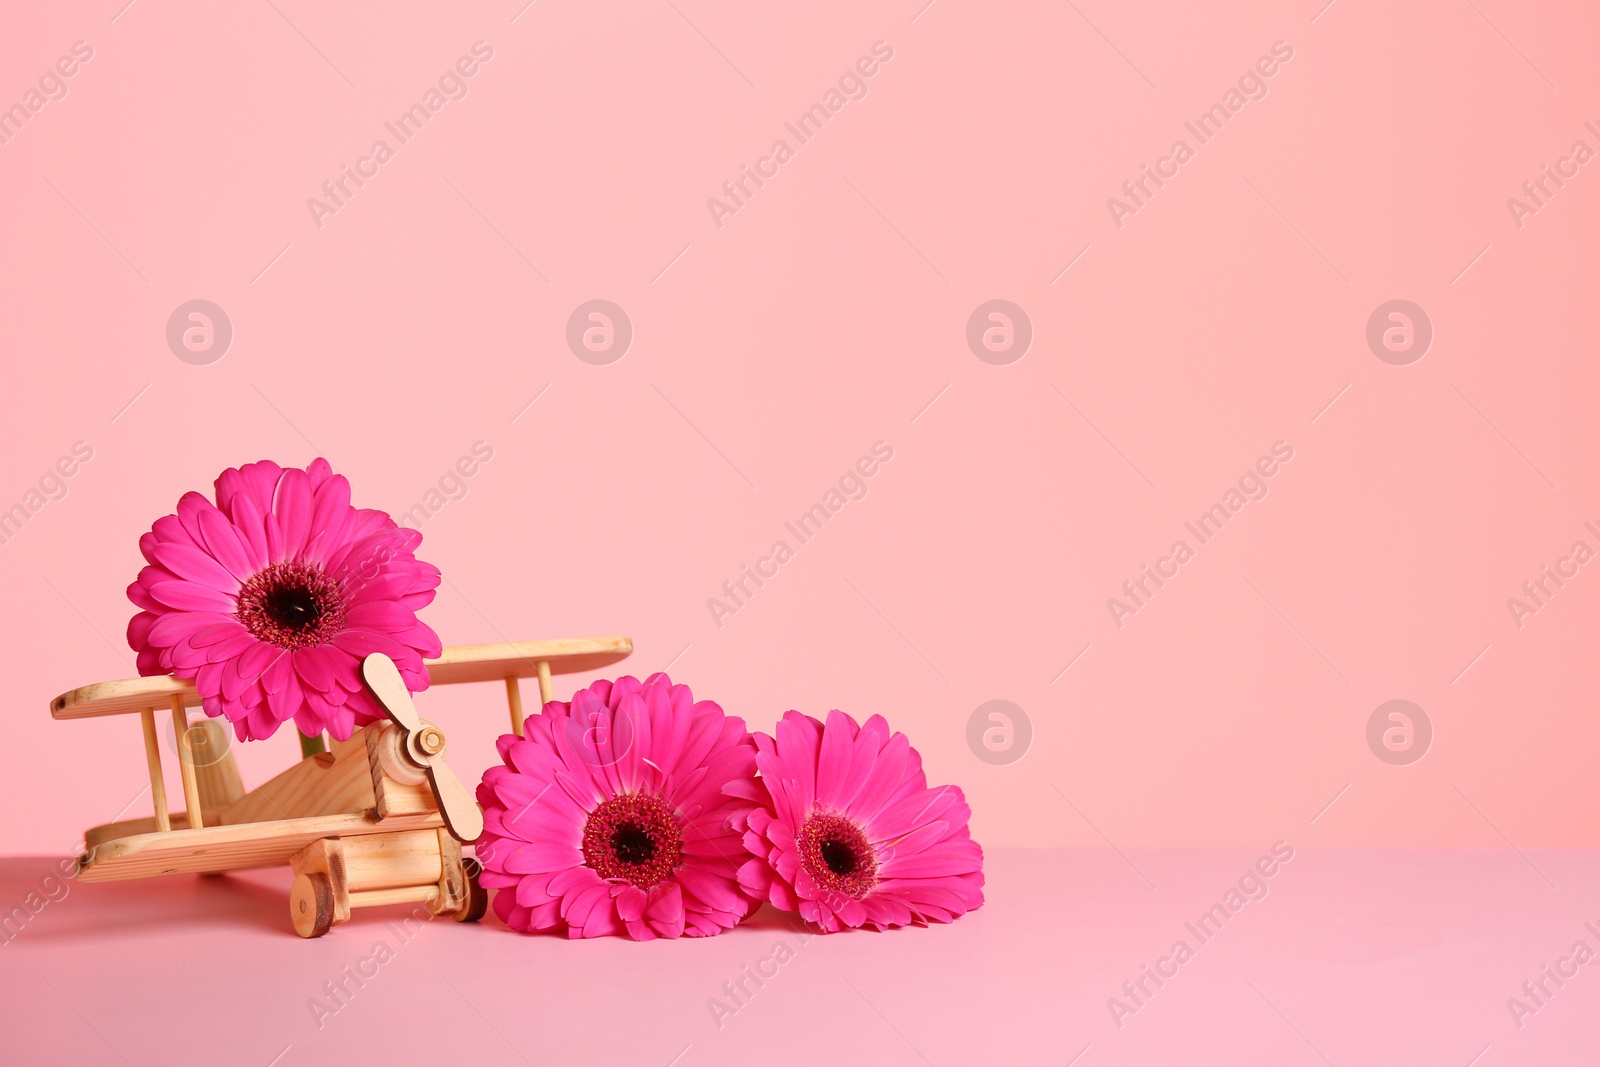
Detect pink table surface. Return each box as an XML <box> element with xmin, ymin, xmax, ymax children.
<box><xmin>3</xmin><ymin>847</ymin><xmax>1596</xmax><ymax>1066</ymax></box>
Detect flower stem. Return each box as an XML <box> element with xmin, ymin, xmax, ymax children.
<box><xmin>299</xmin><ymin>732</ymin><xmax>327</xmax><ymax>759</ymax></box>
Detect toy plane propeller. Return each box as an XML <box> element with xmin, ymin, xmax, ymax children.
<box><xmin>362</xmin><ymin>652</ymin><xmax>484</xmax><ymax>844</ymax></box>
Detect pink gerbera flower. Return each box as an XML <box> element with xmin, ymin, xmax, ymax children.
<box><xmin>474</xmin><ymin>674</ymin><xmax>763</xmax><ymax>940</ymax></box>
<box><xmin>125</xmin><ymin>459</ymin><xmax>442</xmax><ymax>742</ymax></box>
<box><xmin>738</xmin><ymin>710</ymin><xmax>985</xmax><ymax>933</ymax></box>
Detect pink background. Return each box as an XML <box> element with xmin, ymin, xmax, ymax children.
<box><xmin>5</xmin><ymin>0</ymin><xmax>1597</xmax><ymax>855</ymax></box>
<box><xmin>2</xmin><ymin>0</ymin><xmax>1598</xmax><ymax>1062</ymax></box>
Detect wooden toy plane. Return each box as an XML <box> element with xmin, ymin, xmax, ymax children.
<box><xmin>50</xmin><ymin>636</ymin><xmax>632</xmax><ymax>937</ymax></box>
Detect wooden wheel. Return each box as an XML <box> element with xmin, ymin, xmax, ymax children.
<box><xmin>290</xmin><ymin>871</ymin><xmax>335</xmax><ymax>937</ymax></box>
<box><xmin>454</xmin><ymin>857</ymin><xmax>487</xmax><ymax>923</ymax></box>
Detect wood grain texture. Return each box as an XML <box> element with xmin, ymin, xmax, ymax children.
<box><xmin>348</xmin><ymin>886</ymin><xmax>439</xmax><ymax>909</ymax></box>
<box><xmin>191</xmin><ymin>719</ymin><xmax>245</xmax><ymax>814</ymax></box>
<box><xmin>80</xmin><ymin>724</ymin><xmax>424</xmax><ymax>847</ymax></box>
<box><xmin>61</xmin><ymin>642</ymin><xmax>532</xmax><ymax>906</ymax></box>
<box><xmin>138</xmin><ymin>708</ymin><xmax>170</xmax><ymax>833</ymax></box>
<box><xmin>435</xmin><ymin>829</ymin><xmax>470</xmax><ymax>917</ymax></box>
<box><xmin>361</xmin><ymin>654</ymin><xmax>485</xmax><ymax>844</ymax></box>
<box><xmin>75</xmin><ymin>811</ymin><xmax>445</xmax><ymax>882</ymax></box>
<box><xmin>504</xmin><ymin>676</ymin><xmax>525</xmax><ymax>736</ymax></box>
<box><xmin>85</xmin><ymin>811</ymin><xmax>195</xmax><ymax>848</ymax></box>
<box><xmin>173</xmin><ymin>697</ymin><xmax>205</xmax><ymax>830</ymax></box>
<box><xmin>425</xmin><ymin>638</ymin><xmax>632</xmax><ymax>685</ymax></box>
<box><xmin>289</xmin><ymin>872</ymin><xmax>334</xmax><ymax>937</ymax></box>
<box><xmin>364</xmin><ymin>724</ymin><xmax>435</xmax><ymax>817</ymax></box>
<box><xmin>340</xmin><ymin>829</ymin><xmax>442</xmax><ymax>892</ymax></box>
<box><xmin>536</xmin><ymin>659</ymin><xmax>554</xmax><ymax>705</ymax></box>
<box><xmin>289</xmin><ymin>838</ymin><xmax>350</xmax><ymax>927</ymax></box>
<box><xmin>51</xmin><ymin>674</ymin><xmax>198</xmax><ymax>720</ymax></box>
<box><xmin>219</xmin><ymin>731</ymin><xmax>375</xmax><ymax>826</ymax></box>
<box><xmin>50</xmin><ymin>636</ymin><xmax>633</xmax><ymax>719</ymax></box>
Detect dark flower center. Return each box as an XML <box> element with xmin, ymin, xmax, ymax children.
<box><xmin>799</xmin><ymin>813</ymin><xmax>878</xmax><ymax>900</ymax></box>
<box><xmin>237</xmin><ymin>561</ymin><xmax>347</xmax><ymax>650</ymax></box>
<box><xmin>820</xmin><ymin>838</ymin><xmax>858</xmax><ymax>875</ymax></box>
<box><xmin>611</xmin><ymin>823</ymin><xmax>656</xmax><ymax>866</ymax></box>
<box><xmin>264</xmin><ymin>585</ymin><xmax>322</xmax><ymax>630</ymax></box>
<box><xmin>582</xmin><ymin>793</ymin><xmax>682</xmax><ymax>889</ymax></box>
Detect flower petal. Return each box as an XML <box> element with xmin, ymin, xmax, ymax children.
<box><xmin>273</xmin><ymin>467</ymin><xmax>312</xmax><ymax>560</ymax></box>
<box><xmin>147</xmin><ymin>542</ymin><xmax>238</xmax><ymax>592</ymax></box>
<box><xmin>148</xmin><ymin>580</ymin><xmax>235</xmax><ymax>613</ymax></box>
